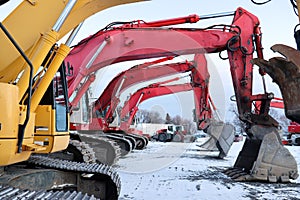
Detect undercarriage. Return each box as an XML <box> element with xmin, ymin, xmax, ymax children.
<box><xmin>0</xmin><ymin>154</ymin><xmax>120</xmax><ymax>200</ymax></box>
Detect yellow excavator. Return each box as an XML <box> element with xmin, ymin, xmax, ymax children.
<box><xmin>0</xmin><ymin>0</ymin><xmax>146</xmax><ymax>199</ymax></box>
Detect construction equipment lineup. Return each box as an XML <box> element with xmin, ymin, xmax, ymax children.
<box><xmin>0</xmin><ymin>0</ymin><xmax>300</xmax><ymax>199</ymax></box>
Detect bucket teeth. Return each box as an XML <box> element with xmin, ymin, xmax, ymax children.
<box><xmin>231</xmin><ymin>172</ymin><xmax>248</xmax><ymax>180</ymax></box>
<box><xmin>223</xmin><ymin>168</ymin><xmax>249</xmax><ymax>181</ymax></box>
<box><xmin>223</xmin><ymin>168</ymin><xmax>241</xmax><ymax>175</ymax></box>
<box><xmin>224</xmin><ymin>128</ymin><xmax>298</xmax><ymax>183</ymax></box>
<box><xmin>251</xmin><ymin>44</ymin><xmax>300</xmax><ymax>123</ymax></box>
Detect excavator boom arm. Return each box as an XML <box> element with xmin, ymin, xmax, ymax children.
<box><xmin>66</xmin><ymin>7</ymin><xmax>266</xmax><ymax>127</ymax></box>
<box><xmin>66</xmin><ymin>27</ymin><xmax>234</xmax><ymax>95</ymax></box>
<box><xmin>118</xmin><ymin>53</ymin><xmax>210</xmax><ymax>130</ymax></box>
<box><xmin>95</xmin><ymin>60</ymin><xmax>194</xmax><ymax>120</ymax></box>
<box><xmin>0</xmin><ymin>0</ymin><xmax>146</xmax><ymax>84</ymax></box>
<box><xmin>120</xmin><ymin>83</ymin><xmax>193</xmax><ymax>124</ymax></box>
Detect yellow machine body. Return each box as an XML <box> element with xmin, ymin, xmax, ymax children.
<box><xmin>0</xmin><ymin>0</ymin><xmax>146</xmax><ymax>166</ymax></box>
<box><xmin>0</xmin><ymin>83</ymin><xmax>43</xmax><ymax>165</ymax></box>
<box><xmin>35</xmin><ymin>105</ymin><xmax>70</xmax><ymax>153</ymax></box>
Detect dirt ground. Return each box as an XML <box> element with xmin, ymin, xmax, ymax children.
<box><xmin>115</xmin><ymin>138</ymin><xmax>300</xmax><ymax>200</ymax></box>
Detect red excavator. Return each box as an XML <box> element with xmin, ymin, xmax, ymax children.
<box><xmin>288</xmin><ymin>122</ymin><xmax>300</xmax><ymax>145</ymax></box>
<box><xmin>70</xmin><ymin>55</ymin><xmax>204</xmax><ymax>162</ymax></box>
<box><xmin>92</xmin><ymin>57</ymin><xmax>192</xmax><ymax>150</ymax></box>
<box><xmin>71</xmin><ymin>52</ymin><xmax>234</xmax><ymax>160</ymax></box>
<box><xmin>69</xmin><ymin>56</ymin><xmax>198</xmax><ymax>164</ymax></box>
<box><xmin>118</xmin><ymin>81</ymin><xmax>234</xmax><ymax>158</ymax></box>
<box><xmin>67</xmin><ymin>15</ymin><xmax>205</xmax><ymax>165</ymax></box>
<box><xmin>65</xmin><ymin>7</ymin><xmax>298</xmax><ymax>182</ymax></box>
<box><xmin>105</xmin><ymin>76</ymin><xmax>192</xmax><ymax>141</ymax></box>
<box><xmin>115</xmin><ymin>55</ymin><xmax>234</xmax><ymax>158</ymax></box>
<box><xmin>65</xmin><ymin>11</ymin><xmax>239</xmax><ymax>164</ymax></box>
<box><xmin>66</xmin><ymin>14</ymin><xmax>206</xmax><ymax>158</ymax></box>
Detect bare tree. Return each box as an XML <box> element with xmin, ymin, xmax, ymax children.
<box><xmin>172</xmin><ymin>115</ymin><xmax>183</xmax><ymax>125</ymax></box>
<box><xmin>228</xmin><ymin>103</ymin><xmax>245</xmax><ymax>134</ymax></box>
<box><xmin>149</xmin><ymin>111</ymin><xmax>164</xmax><ymax>123</ymax></box>
<box><xmin>136</xmin><ymin>109</ymin><xmax>164</xmax><ymax>123</ymax></box>
<box><xmin>182</xmin><ymin>118</ymin><xmax>197</xmax><ymax>134</ymax></box>
<box><xmin>136</xmin><ymin>109</ymin><xmax>151</xmax><ymax>123</ymax></box>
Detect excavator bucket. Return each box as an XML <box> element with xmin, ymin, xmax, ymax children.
<box><xmin>199</xmin><ymin>121</ymin><xmax>235</xmax><ymax>158</ymax></box>
<box><xmin>225</xmin><ymin>125</ymin><xmax>298</xmax><ymax>182</ymax></box>
<box><xmin>251</xmin><ymin>44</ymin><xmax>300</xmax><ymax>123</ymax></box>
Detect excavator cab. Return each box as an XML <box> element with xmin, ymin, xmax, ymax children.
<box><xmin>34</xmin><ymin>65</ymin><xmax>70</xmax><ymax>154</ymax></box>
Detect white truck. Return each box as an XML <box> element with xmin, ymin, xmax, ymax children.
<box><xmin>134</xmin><ymin>123</ymin><xmax>182</xmax><ymax>136</ymax></box>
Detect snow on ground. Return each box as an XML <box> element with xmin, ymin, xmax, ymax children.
<box><xmin>115</xmin><ymin>139</ymin><xmax>300</xmax><ymax>200</ymax></box>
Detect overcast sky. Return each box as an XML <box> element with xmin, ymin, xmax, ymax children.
<box><xmin>1</xmin><ymin>1</ymin><xmax>298</xmax><ymax>121</ymax></box>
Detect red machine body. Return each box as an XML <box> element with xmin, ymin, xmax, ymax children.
<box><xmin>288</xmin><ymin>122</ymin><xmax>300</xmax><ymax>134</ymax></box>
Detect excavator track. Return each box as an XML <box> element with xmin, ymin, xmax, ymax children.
<box><xmin>71</xmin><ymin>132</ymin><xmax>122</xmax><ymax>166</ymax></box>
<box><xmin>50</xmin><ymin>139</ymin><xmax>97</xmax><ymax>164</ymax></box>
<box><xmin>69</xmin><ymin>139</ymin><xmax>97</xmax><ymax>163</ymax></box>
<box><xmin>111</xmin><ymin>133</ymin><xmax>137</xmax><ymax>150</ymax></box>
<box><xmin>128</xmin><ymin>133</ymin><xmax>148</xmax><ymax>149</ymax></box>
<box><xmin>107</xmin><ymin>131</ymin><xmax>148</xmax><ymax>150</ymax></box>
<box><xmin>104</xmin><ymin>132</ymin><xmax>136</xmax><ymax>153</ymax></box>
<box><xmin>0</xmin><ymin>185</ymin><xmax>99</xmax><ymax>200</ymax></box>
<box><xmin>0</xmin><ymin>155</ymin><xmax>121</xmax><ymax>200</ymax></box>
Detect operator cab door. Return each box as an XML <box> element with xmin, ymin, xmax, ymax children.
<box><xmin>34</xmin><ymin>66</ymin><xmax>69</xmax><ymax>153</ymax></box>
